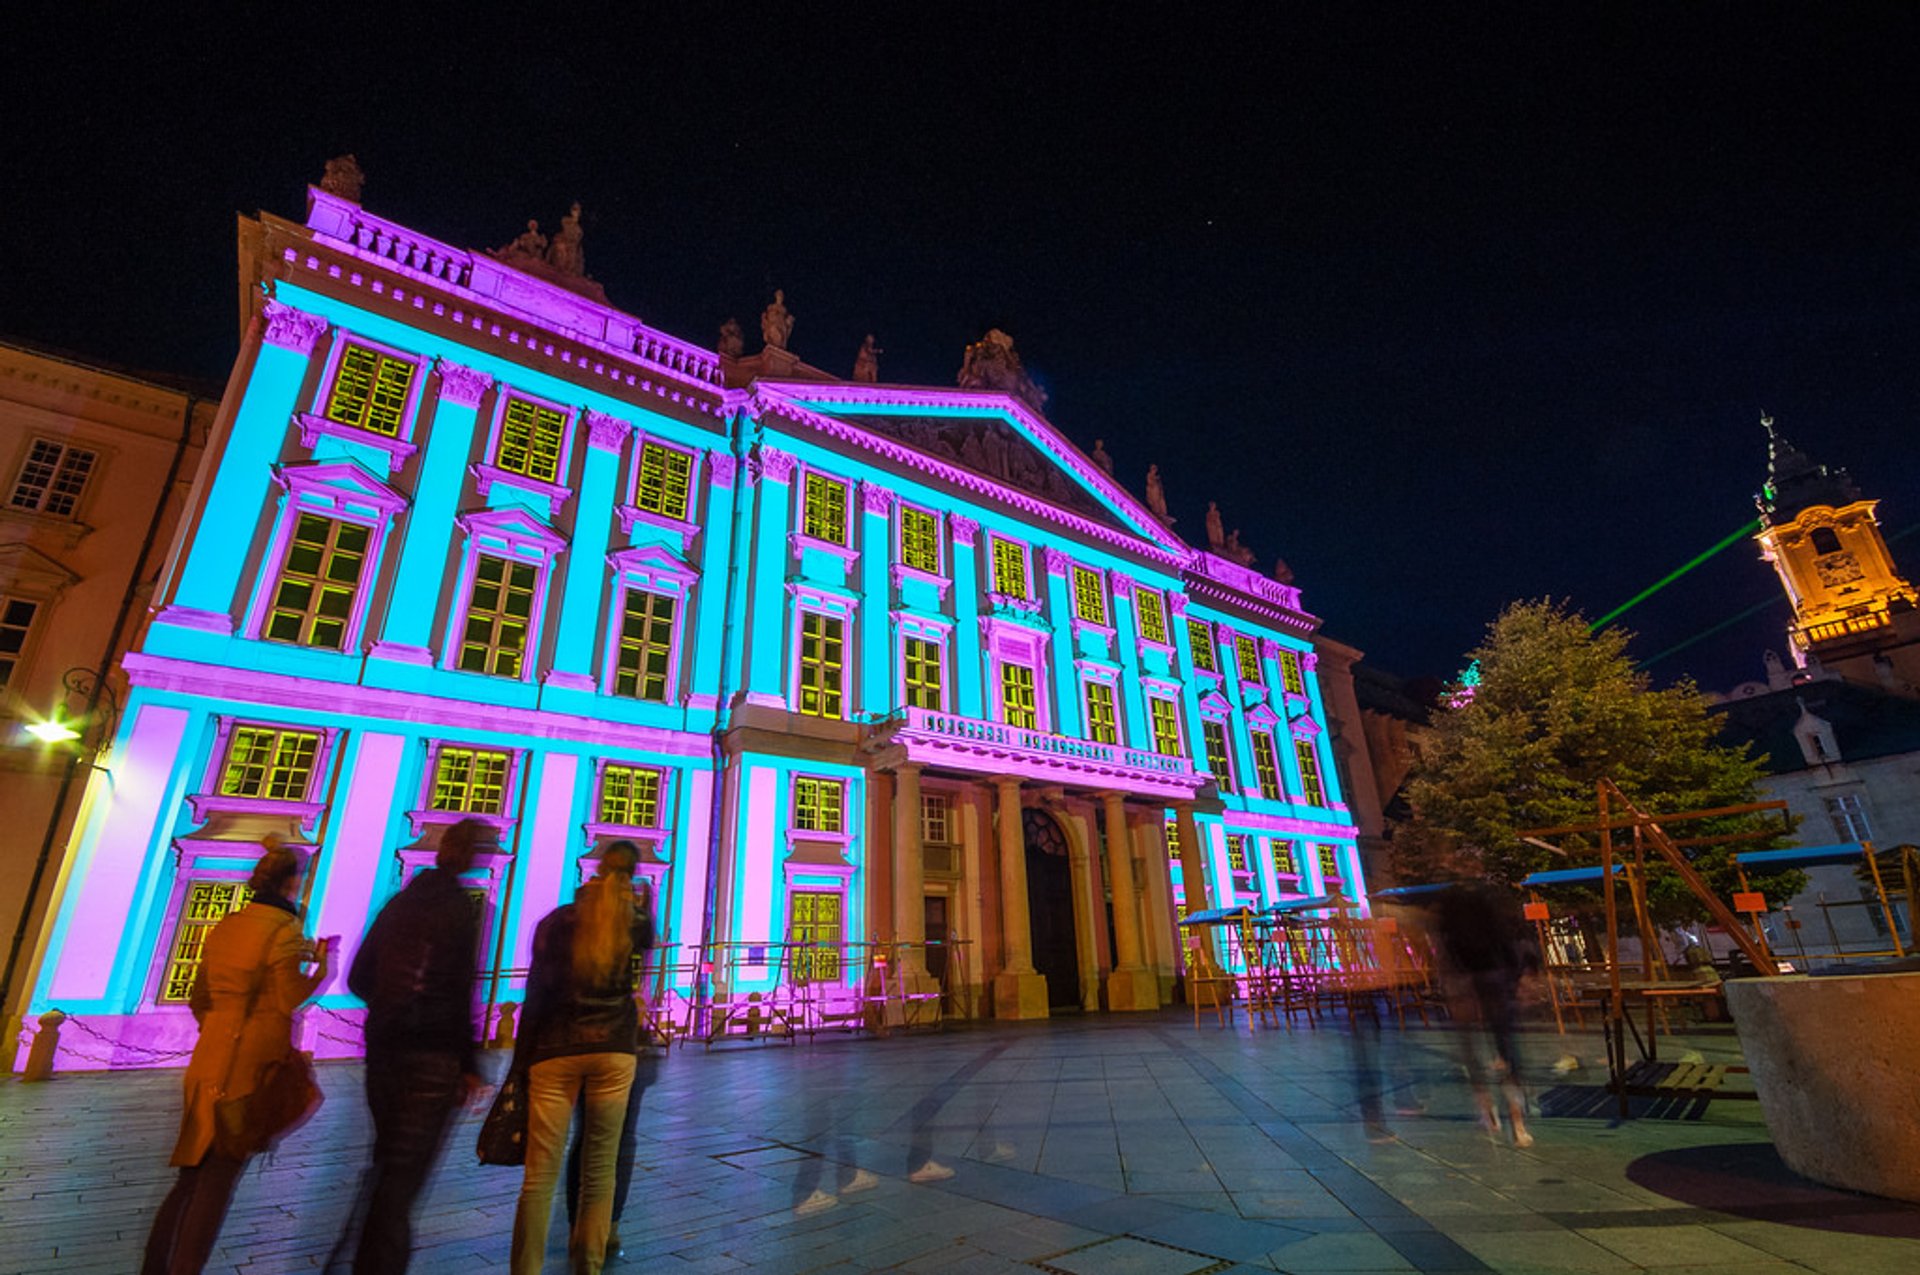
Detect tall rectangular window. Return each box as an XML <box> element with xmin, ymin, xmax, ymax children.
<box><xmin>1071</xmin><ymin>566</ymin><xmax>1107</xmax><ymax>626</ymax></box>
<box><xmin>634</xmin><ymin>442</ymin><xmax>694</xmax><ymax>520</ymax></box>
<box><xmin>903</xmin><ymin>635</ymin><xmax>943</xmax><ymax>710</ymax></box>
<box><xmin>802</xmin><ymin>473</ymin><xmax>848</xmax><ymax>544</ymax></box>
<box><xmin>0</xmin><ymin>597</ymin><xmax>40</xmax><ymax>689</ymax></box>
<box><xmin>1000</xmin><ymin>662</ymin><xmax>1038</xmax><ymax>728</ymax></box>
<box><xmin>797</xmin><ymin>612</ymin><xmax>845</xmax><ymax>718</ymax></box>
<box><xmin>1295</xmin><ymin>738</ymin><xmax>1326</xmax><ymax>807</ymax></box>
<box><xmin>1318</xmin><ymin>843</ymin><xmax>1344</xmax><ymax>879</ymax></box>
<box><xmin>1252</xmin><ymin>730</ymin><xmax>1283</xmax><ymax>800</ymax></box>
<box><xmin>1235</xmin><ymin>636</ymin><xmax>1262</xmax><ymax>683</ymax></box>
<box><xmin>460</xmin><ymin>554</ymin><xmax>537</xmax><ymax>677</ymax></box>
<box><xmin>323</xmin><ymin>343</ymin><xmax>415</xmax><ymax>438</ymax></box>
<box><xmin>9</xmin><ymin>438</ymin><xmax>97</xmax><ymax>516</ymax></box>
<box><xmin>921</xmin><ymin>792</ymin><xmax>953</xmax><ymax>845</ymax></box>
<box><xmin>219</xmin><ymin>726</ymin><xmax>321</xmax><ymax>801</ymax></box>
<box><xmin>495</xmin><ymin>397</ymin><xmax>567</xmax><ymax>484</ymax></box>
<box><xmin>1186</xmin><ymin>618</ymin><xmax>1217</xmax><ymax>673</ymax></box>
<box><xmin>599</xmin><ymin>764</ymin><xmax>662</xmax><ymax>827</ymax></box>
<box><xmin>1825</xmin><ymin>793</ymin><xmax>1872</xmax><ymax>842</ymax></box>
<box><xmin>990</xmin><ymin>537</ymin><xmax>1028</xmax><ymax>599</ymax></box>
<box><xmin>1272</xmin><ymin>841</ymin><xmax>1296</xmax><ymax>875</ymax></box>
<box><xmin>265</xmin><ymin>514</ymin><xmax>369</xmax><ymax>651</ymax></box>
<box><xmin>1135</xmin><ymin>588</ymin><xmax>1168</xmax><ymax>643</ymax></box>
<box><xmin>1278</xmin><ymin>650</ymin><xmax>1305</xmax><ymax>695</ymax></box>
<box><xmin>899</xmin><ymin>506</ymin><xmax>939</xmax><ymax>573</ymax></box>
<box><xmin>158</xmin><ymin>882</ymin><xmax>251</xmax><ymax>1003</ymax></box>
<box><xmin>431</xmin><ymin>747</ymin><xmax>511</xmax><ymax>814</ymax></box>
<box><xmin>1083</xmin><ymin>681</ymin><xmax>1118</xmax><ymax>744</ymax></box>
<box><xmin>789</xmin><ymin>890</ymin><xmax>843</xmax><ymax>982</ymax></box>
<box><xmin>614</xmin><ymin>589</ymin><xmax>676</xmax><ymax>701</ymax></box>
<box><xmin>1201</xmin><ymin>719</ymin><xmax>1235</xmax><ymax>792</ymax></box>
<box><xmin>793</xmin><ymin>776</ymin><xmax>845</xmax><ymax>833</ymax></box>
<box><xmin>1165</xmin><ymin>817</ymin><xmax>1182</xmax><ymax>861</ymax></box>
<box><xmin>1226</xmin><ymin>834</ymin><xmax>1249</xmax><ymax>873</ymax></box>
<box><xmin>1149</xmin><ymin>696</ymin><xmax>1181</xmax><ymax>756</ymax></box>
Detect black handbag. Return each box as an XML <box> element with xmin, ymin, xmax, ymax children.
<box><xmin>476</xmin><ymin>1066</ymin><xmax>529</xmax><ymax>1166</ymax></box>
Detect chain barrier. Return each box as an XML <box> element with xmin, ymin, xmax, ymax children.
<box><xmin>49</xmin><ymin>1010</ymin><xmax>196</xmax><ymax>1064</ymax></box>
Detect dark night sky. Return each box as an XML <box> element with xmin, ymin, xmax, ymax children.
<box><xmin>7</xmin><ymin>5</ymin><xmax>1918</xmax><ymax>688</ymax></box>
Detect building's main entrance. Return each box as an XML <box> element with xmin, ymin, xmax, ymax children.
<box><xmin>1023</xmin><ymin>809</ymin><xmax>1080</xmax><ymax>1011</ymax></box>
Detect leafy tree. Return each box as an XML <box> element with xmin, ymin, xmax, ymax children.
<box><xmin>1391</xmin><ymin>600</ymin><xmax>1801</xmax><ymax>925</ymax></box>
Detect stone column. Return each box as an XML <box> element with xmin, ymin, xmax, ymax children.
<box><xmin>891</xmin><ymin>764</ymin><xmax>939</xmax><ymax>1018</ymax></box>
<box><xmin>1101</xmin><ymin>792</ymin><xmax>1154</xmax><ymax>1010</ymax></box>
<box><xmin>991</xmin><ymin>776</ymin><xmax>1049</xmax><ymax>1018</ymax></box>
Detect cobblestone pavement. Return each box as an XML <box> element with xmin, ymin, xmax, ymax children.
<box><xmin>5</xmin><ymin>1010</ymin><xmax>1917</xmax><ymax>1273</ymax></box>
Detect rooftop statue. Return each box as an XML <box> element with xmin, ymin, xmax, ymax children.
<box><xmin>1271</xmin><ymin>556</ymin><xmax>1295</xmax><ymax>585</ymax></box>
<box><xmin>957</xmin><ymin>328</ymin><xmax>1048</xmax><ymax>414</ymax></box>
<box><xmin>319</xmin><ymin>154</ymin><xmax>365</xmax><ymax>203</ymax></box>
<box><xmin>762</xmin><ymin>289</ymin><xmax>795</xmax><ymax>350</ymax></box>
<box><xmin>1091</xmin><ymin>438</ymin><xmax>1114</xmax><ymax>475</ymax></box>
<box><xmin>499</xmin><ymin>219</ymin><xmax>548</xmax><ymax>261</ymax></box>
<box><xmin>1226</xmin><ymin>529</ymin><xmax>1257</xmax><ymax>568</ymax></box>
<box><xmin>718</xmin><ymin>318</ymin><xmax>745</xmax><ymax>359</ymax></box>
<box><xmin>1205</xmin><ymin>501</ymin><xmax>1226</xmax><ymax>554</ymax></box>
<box><xmin>1144</xmin><ymin>464</ymin><xmax>1172</xmax><ymax>524</ymax></box>
<box><xmin>853</xmin><ymin>334</ymin><xmax>881</xmax><ymax>383</ymax></box>
<box><xmin>545</xmin><ymin>202</ymin><xmax>585</xmax><ymax>276</ymax></box>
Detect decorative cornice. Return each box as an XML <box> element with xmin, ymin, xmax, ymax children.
<box><xmin>749</xmin><ymin>445</ymin><xmax>797</xmax><ymax>484</ymax></box>
<box><xmin>860</xmin><ymin>481</ymin><xmax>895</xmax><ymax>516</ymax></box>
<box><xmin>1043</xmin><ymin>547</ymin><xmax>1072</xmax><ymax>576</ymax></box>
<box><xmin>584</xmin><ymin>410</ymin><xmax>631</xmax><ymax>452</ymax></box>
<box><xmin>708</xmin><ymin>453</ymin><xmax>737</xmax><ymax>489</ymax></box>
<box><xmin>436</xmin><ymin>360</ymin><xmax>492</xmax><ymax>408</ymax></box>
<box><xmin>1110</xmin><ymin>572</ymin><xmax>1135</xmax><ymax>599</ymax></box>
<box><xmin>262</xmin><ymin>301</ymin><xmax>328</xmax><ymax>355</ymax></box>
<box><xmin>949</xmin><ymin>514</ymin><xmax>979</xmax><ymax>547</ymax></box>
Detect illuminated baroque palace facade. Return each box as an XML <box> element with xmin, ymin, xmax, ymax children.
<box><xmin>14</xmin><ymin>186</ymin><xmax>1364</xmax><ymax>1068</ymax></box>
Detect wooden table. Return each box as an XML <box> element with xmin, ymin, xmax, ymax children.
<box><xmin>1576</xmin><ymin>981</ymin><xmax>1753</xmax><ymax>1116</ymax></box>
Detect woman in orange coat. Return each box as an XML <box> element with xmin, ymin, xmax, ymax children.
<box><xmin>142</xmin><ymin>844</ymin><xmax>332</xmax><ymax>1275</ymax></box>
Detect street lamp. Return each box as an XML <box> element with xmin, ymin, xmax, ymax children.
<box><xmin>24</xmin><ymin>718</ymin><xmax>81</xmax><ymax>745</ymax></box>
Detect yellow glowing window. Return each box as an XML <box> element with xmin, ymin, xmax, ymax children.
<box><xmin>1236</xmin><ymin>636</ymin><xmax>1262</xmax><ymax>683</ymax></box>
<box><xmin>1227</xmin><ymin>834</ymin><xmax>1249</xmax><ymax>873</ymax></box>
<box><xmin>634</xmin><ymin>442</ymin><xmax>694</xmax><ymax>521</ymax></box>
<box><xmin>1084</xmin><ymin>681</ymin><xmax>1118</xmax><ymax>744</ymax></box>
<box><xmin>1253</xmin><ymin>731</ymin><xmax>1283</xmax><ymax>800</ymax></box>
<box><xmin>903</xmin><ymin>635</ymin><xmax>943</xmax><ymax>710</ymax></box>
<box><xmin>1273</xmin><ymin>841</ymin><xmax>1297</xmax><ymax>875</ymax></box>
<box><xmin>1318</xmin><ymin>843</ymin><xmax>1344</xmax><ymax>878</ymax></box>
<box><xmin>219</xmin><ymin>726</ymin><xmax>321</xmax><ymax>801</ymax></box>
<box><xmin>803</xmin><ymin>473</ymin><xmax>848</xmax><ymax>544</ymax></box>
<box><xmin>1202</xmin><ymin>719</ymin><xmax>1235</xmax><ymax>792</ymax></box>
<box><xmin>1186</xmin><ymin>618</ymin><xmax>1217</xmax><ymax>673</ymax></box>
<box><xmin>615</xmin><ymin>588</ymin><xmax>676</xmax><ymax>701</ymax></box>
<box><xmin>460</xmin><ymin>554</ymin><xmax>537</xmax><ymax>678</ymax></box>
<box><xmin>990</xmin><ymin>537</ymin><xmax>1028</xmax><ymax>599</ymax></box>
<box><xmin>1165</xmin><ymin>817</ymin><xmax>1181</xmax><ymax>861</ymax></box>
<box><xmin>1149</xmin><ymin>697</ymin><xmax>1182</xmax><ymax>756</ymax></box>
<box><xmin>1000</xmin><ymin>662</ymin><xmax>1037</xmax><ymax>729</ymax></box>
<box><xmin>798</xmin><ymin>612</ymin><xmax>845</xmax><ymax>718</ymax></box>
<box><xmin>900</xmin><ymin>506</ymin><xmax>939</xmax><ymax>573</ymax></box>
<box><xmin>921</xmin><ymin>792</ymin><xmax>952</xmax><ymax>845</ymax></box>
<box><xmin>789</xmin><ymin>890</ymin><xmax>843</xmax><ymax>982</ymax></box>
<box><xmin>1071</xmin><ymin>566</ymin><xmax>1107</xmax><ymax>626</ymax></box>
<box><xmin>324</xmin><ymin>343</ymin><xmax>416</xmax><ymax>438</ymax></box>
<box><xmin>266</xmin><ymin>514</ymin><xmax>369</xmax><ymax>651</ymax></box>
<box><xmin>793</xmin><ymin>776</ymin><xmax>844</xmax><ymax>833</ymax></box>
<box><xmin>159</xmin><ymin>881</ymin><xmax>252</xmax><ymax>1003</ymax></box>
<box><xmin>599</xmin><ymin>764</ymin><xmax>661</xmax><ymax>827</ymax></box>
<box><xmin>1135</xmin><ymin>588</ymin><xmax>1168</xmax><ymax>643</ymax></box>
<box><xmin>431</xmin><ymin>746</ymin><xmax>510</xmax><ymax>814</ymax></box>
<box><xmin>1295</xmin><ymin>737</ymin><xmax>1326</xmax><ymax>807</ymax></box>
<box><xmin>495</xmin><ymin>398</ymin><xmax>567</xmax><ymax>484</ymax></box>
<box><xmin>1278</xmin><ymin>650</ymin><xmax>1305</xmax><ymax>695</ymax></box>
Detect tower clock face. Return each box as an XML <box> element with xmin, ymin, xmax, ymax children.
<box><xmin>1815</xmin><ymin>551</ymin><xmax>1863</xmax><ymax>586</ymax></box>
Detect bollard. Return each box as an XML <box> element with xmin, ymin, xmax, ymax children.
<box><xmin>490</xmin><ymin>1001</ymin><xmax>518</xmax><ymax>1049</ymax></box>
<box><xmin>21</xmin><ymin>1011</ymin><xmax>66</xmax><ymax>1083</ymax></box>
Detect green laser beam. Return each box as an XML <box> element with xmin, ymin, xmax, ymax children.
<box><xmin>1590</xmin><ymin>518</ymin><xmax>1764</xmax><ymax>631</ymax></box>
<box><xmin>1636</xmin><ymin>595</ymin><xmax>1786</xmax><ymax>669</ymax></box>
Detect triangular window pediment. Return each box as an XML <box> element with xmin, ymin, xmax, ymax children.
<box><xmin>607</xmin><ymin>542</ymin><xmax>697</xmax><ymax>582</ymax></box>
<box><xmin>274</xmin><ymin>459</ymin><xmax>409</xmax><ymax>515</ymax></box>
<box><xmin>455</xmin><ymin>504</ymin><xmax>568</xmax><ymax>555</ymax></box>
<box><xmin>1197</xmin><ymin>689</ymin><xmax>1234</xmax><ymax>717</ymax></box>
<box><xmin>0</xmin><ymin>543</ymin><xmax>79</xmax><ymax>596</ymax></box>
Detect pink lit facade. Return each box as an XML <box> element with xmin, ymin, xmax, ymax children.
<box><xmin>13</xmin><ymin>190</ymin><xmax>1363</xmax><ymax>1070</ymax></box>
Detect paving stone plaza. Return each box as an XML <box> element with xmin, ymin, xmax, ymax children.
<box><xmin>4</xmin><ymin>1011</ymin><xmax>1917</xmax><ymax>1274</ymax></box>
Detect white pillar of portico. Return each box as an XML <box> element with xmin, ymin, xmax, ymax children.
<box><xmin>1100</xmin><ymin>791</ymin><xmax>1156</xmax><ymax>1011</ymax></box>
<box><xmin>991</xmin><ymin>775</ymin><xmax>1050</xmax><ymax>1019</ymax></box>
<box><xmin>890</xmin><ymin>763</ymin><xmax>940</xmax><ymax>1018</ymax></box>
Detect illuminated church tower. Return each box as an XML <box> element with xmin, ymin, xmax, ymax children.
<box><xmin>1755</xmin><ymin>415</ymin><xmax>1920</xmax><ymax>688</ymax></box>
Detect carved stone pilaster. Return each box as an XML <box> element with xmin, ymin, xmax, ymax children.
<box><xmin>1216</xmin><ymin>624</ymin><xmax>1239</xmax><ymax>645</ymax></box>
<box><xmin>1043</xmin><ymin>547</ymin><xmax>1072</xmax><ymax>577</ymax></box>
<box><xmin>1110</xmin><ymin>572</ymin><xmax>1135</xmax><ymax>599</ymax></box>
<box><xmin>860</xmin><ymin>481</ymin><xmax>895</xmax><ymax>516</ymax></box>
<box><xmin>1168</xmin><ymin>592</ymin><xmax>1190</xmax><ymax>616</ymax></box>
<box><xmin>584</xmin><ymin>410</ymin><xmax>631</xmax><ymax>452</ymax></box>
<box><xmin>1302</xmin><ymin>651</ymin><xmax>1320</xmax><ymax>673</ymax></box>
<box><xmin>1261</xmin><ymin>638</ymin><xmax>1283</xmax><ymax>661</ymax></box>
<box><xmin>708</xmin><ymin>453</ymin><xmax>737</xmax><ymax>489</ymax></box>
<box><xmin>262</xmin><ymin>301</ymin><xmax>328</xmax><ymax>355</ymax></box>
<box><xmin>749</xmin><ymin>445</ymin><xmax>797</xmax><ymax>484</ymax></box>
<box><xmin>949</xmin><ymin>514</ymin><xmax>979</xmax><ymax>547</ymax></box>
<box><xmin>436</xmin><ymin>360</ymin><xmax>492</xmax><ymax>408</ymax></box>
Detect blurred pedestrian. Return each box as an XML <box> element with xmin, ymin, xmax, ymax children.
<box><xmin>1432</xmin><ymin>878</ymin><xmax>1538</xmax><ymax>1146</ymax></box>
<box><xmin>510</xmin><ymin>848</ymin><xmax>640</xmax><ymax>1274</ymax></box>
<box><xmin>345</xmin><ymin>817</ymin><xmax>489</xmax><ymax>1273</ymax></box>
<box><xmin>143</xmin><ymin>843</ymin><xmax>332</xmax><ymax>1275</ymax></box>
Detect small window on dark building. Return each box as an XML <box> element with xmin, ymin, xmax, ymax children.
<box><xmin>1810</xmin><ymin>527</ymin><xmax>1842</xmax><ymax>555</ymax></box>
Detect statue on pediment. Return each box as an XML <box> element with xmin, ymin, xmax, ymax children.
<box><xmin>1091</xmin><ymin>439</ymin><xmax>1114</xmax><ymax>475</ymax></box>
<box><xmin>1145</xmin><ymin>464</ymin><xmax>1172</xmax><ymax>524</ymax></box>
<box><xmin>1271</xmin><ymin>556</ymin><xmax>1295</xmax><ymax>585</ymax></box>
<box><xmin>545</xmin><ymin>202</ymin><xmax>585</xmax><ymax>276</ymax></box>
<box><xmin>958</xmin><ymin>329</ymin><xmax>1048</xmax><ymax>414</ymax></box>
<box><xmin>853</xmin><ymin>334</ymin><xmax>881</xmax><ymax>383</ymax></box>
<box><xmin>761</xmin><ymin>289</ymin><xmax>795</xmax><ymax>350</ymax></box>
<box><xmin>319</xmin><ymin>154</ymin><xmax>365</xmax><ymax>203</ymax></box>
<box><xmin>718</xmin><ymin>318</ymin><xmax>745</xmax><ymax>359</ymax></box>
<box><xmin>500</xmin><ymin>219</ymin><xmax>547</xmax><ymax>261</ymax></box>
<box><xmin>1205</xmin><ymin>501</ymin><xmax>1226</xmax><ymax>553</ymax></box>
<box><xmin>1226</xmin><ymin>529</ymin><xmax>1257</xmax><ymax>568</ymax></box>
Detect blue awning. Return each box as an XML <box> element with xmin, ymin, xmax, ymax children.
<box><xmin>1736</xmin><ymin>844</ymin><xmax>1867</xmax><ymax>870</ymax></box>
<box><xmin>1179</xmin><ymin>906</ymin><xmax>1253</xmax><ymax>926</ymax></box>
<box><xmin>1522</xmin><ymin>865</ymin><xmax>1626</xmax><ymax>886</ymax></box>
<box><xmin>1265</xmin><ymin>895</ymin><xmax>1340</xmax><ymax>913</ymax></box>
<box><xmin>1372</xmin><ymin>883</ymin><xmax>1449</xmax><ymax>900</ymax></box>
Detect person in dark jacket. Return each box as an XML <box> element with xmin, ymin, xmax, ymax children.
<box><xmin>510</xmin><ymin>851</ymin><xmax>640</xmax><ymax>1274</ymax></box>
<box><xmin>1432</xmin><ymin>878</ymin><xmax>1539</xmax><ymax>1146</ymax></box>
<box><xmin>347</xmin><ymin>817</ymin><xmax>487</xmax><ymax>1273</ymax></box>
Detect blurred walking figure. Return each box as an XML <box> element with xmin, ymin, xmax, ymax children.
<box><xmin>143</xmin><ymin>844</ymin><xmax>331</xmax><ymax>1275</ymax></box>
<box><xmin>1432</xmin><ymin>879</ymin><xmax>1539</xmax><ymax>1146</ymax></box>
<box><xmin>346</xmin><ymin>817</ymin><xmax>488</xmax><ymax>1273</ymax></box>
<box><xmin>510</xmin><ymin>845</ymin><xmax>642</xmax><ymax>1274</ymax></box>
<box><xmin>564</xmin><ymin>855</ymin><xmax>656</xmax><ymax>1263</ymax></box>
